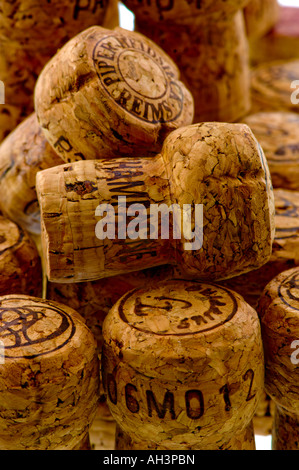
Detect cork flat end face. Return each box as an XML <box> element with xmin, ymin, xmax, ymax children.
<box><xmin>34</xmin><ymin>26</ymin><xmax>194</xmax><ymax>163</ymax></box>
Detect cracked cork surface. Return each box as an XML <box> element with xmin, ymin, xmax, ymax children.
<box><xmin>34</xmin><ymin>26</ymin><xmax>194</xmax><ymax>163</ymax></box>
<box><xmin>102</xmin><ymin>279</ymin><xmax>264</xmax><ymax>450</ymax></box>
<box><xmin>0</xmin><ymin>0</ymin><xmax>111</xmax><ymax>143</ymax></box>
<box><xmin>122</xmin><ymin>0</ymin><xmax>251</xmax><ymax>123</ymax></box>
<box><xmin>257</xmin><ymin>267</ymin><xmax>299</xmax><ymax>449</ymax></box>
<box><xmin>35</xmin><ymin>122</ymin><xmax>275</xmax><ymax>284</ymax></box>
<box><xmin>0</xmin><ymin>113</ymin><xmax>63</xmax><ymax>236</ymax></box>
<box><xmin>0</xmin><ymin>215</ymin><xmax>42</xmax><ymax>298</ymax></box>
<box><xmin>0</xmin><ymin>295</ymin><xmax>100</xmax><ymax>450</ymax></box>
<box><xmin>250</xmin><ymin>59</ymin><xmax>299</xmax><ymax>113</ymax></box>
<box><xmin>241</xmin><ymin>112</ymin><xmax>299</xmax><ymax>190</ymax></box>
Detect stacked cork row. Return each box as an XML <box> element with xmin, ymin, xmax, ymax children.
<box><xmin>0</xmin><ymin>0</ymin><xmax>299</xmax><ymax>451</ymax></box>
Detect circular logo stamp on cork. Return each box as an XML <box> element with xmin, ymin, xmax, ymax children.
<box><xmin>278</xmin><ymin>270</ymin><xmax>299</xmax><ymax>312</ymax></box>
<box><xmin>0</xmin><ymin>298</ymin><xmax>76</xmax><ymax>359</ymax></box>
<box><xmin>118</xmin><ymin>280</ymin><xmax>238</xmax><ymax>335</ymax></box>
<box><xmin>92</xmin><ymin>33</ymin><xmax>184</xmax><ymax>123</ymax></box>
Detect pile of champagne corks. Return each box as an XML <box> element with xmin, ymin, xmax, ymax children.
<box><xmin>1</xmin><ymin>0</ymin><xmax>299</xmax><ymax>451</ymax></box>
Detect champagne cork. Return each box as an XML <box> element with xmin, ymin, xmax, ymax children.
<box><xmin>102</xmin><ymin>279</ymin><xmax>264</xmax><ymax>450</ymax></box>
<box><xmin>36</xmin><ymin>122</ymin><xmax>275</xmax><ymax>284</ymax></box>
<box><xmin>219</xmin><ymin>188</ymin><xmax>299</xmax><ymax>309</ymax></box>
<box><xmin>0</xmin><ymin>113</ymin><xmax>63</xmax><ymax>236</ymax></box>
<box><xmin>241</xmin><ymin>112</ymin><xmax>299</xmax><ymax>191</ymax></box>
<box><xmin>34</xmin><ymin>26</ymin><xmax>194</xmax><ymax>163</ymax></box>
<box><xmin>0</xmin><ymin>215</ymin><xmax>42</xmax><ymax>298</ymax></box>
<box><xmin>103</xmin><ymin>0</ymin><xmax>120</xmax><ymax>29</ymax></box>
<box><xmin>0</xmin><ymin>295</ymin><xmax>100</xmax><ymax>450</ymax></box>
<box><xmin>122</xmin><ymin>0</ymin><xmax>251</xmax><ymax>123</ymax></box>
<box><xmin>243</xmin><ymin>0</ymin><xmax>280</xmax><ymax>40</ymax></box>
<box><xmin>0</xmin><ymin>0</ymin><xmax>110</xmax><ymax>142</ymax></box>
<box><xmin>257</xmin><ymin>267</ymin><xmax>299</xmax><ymax>449</ymax></box>
<box><xmin>250</xmin><ymin>59</ymin><xmax>299</xmax><ymax>114</ymax></box>
<box><xmin>249</xmin><ymin>7</ymin><xmax>299</xmax><ymax>66</ymax></box>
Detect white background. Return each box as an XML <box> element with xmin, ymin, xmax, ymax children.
<box><xmin>118</xmin><ymin>0</ymin><xmax>299</xmax><ymax>451</ymax></box>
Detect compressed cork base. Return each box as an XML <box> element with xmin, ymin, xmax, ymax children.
<box><xmin>250</xmin><ymin>59</ymin><xmax>299</xmax><ymax>113</ymax></box>
<box><xmin>249</xmin><ymin>7</ymin><xmax>299</xmax><ymax>66</ymax></box>
<box><xmin>0</xmin><ymin>113</ymin><xmax>63</xmax><ymax>235</ymax></box>
<box><xmin>123</xmin><ymin>1</ymin><xmax>251</xmax><ymax>123</ymax></box>
<box><xmin>34</xmin><ymin>26</ymin><xmax>194</xmax><ymax>163</ymax></box>
<box><xmin>0</xmin><ymin>216</ymin><xmax>42</xmax><ymax>297</ymax></box>
<box><xmin>89</xmin><ymin>400</ymin><xmax>117</xmax><ymax>450</ymax></box>
<box><xmin>257</xmin><ymin>266</ymin><xmax>299</xmax><ymax>450</ymax></box>
<box><xmin>36</xmin><ymin>122</ymin><xmax>275</xmax><ymax>284</ymax></box>
<box><xmin>0</xmin><ymin>295</ymin><xmax>100</xmax><ymax>450</ymax></box>
<box><xmin>243</xmin><ymin>0</ymin><xmax>280</xmax><ymax>40</ymax></box>
<box><xmin>102</xmin><ymin>279</ymin><xmax>264</xmax><ymax>450</ymax></box>
<box><xmin>241</xmin><ymin>112</ymin><xmax>299</xmax><ymax>190</ymax></box>
<box><xmin>219</xmin><ymin>188</ymin><xmax>299</xmax><ymax>309</ymax></box>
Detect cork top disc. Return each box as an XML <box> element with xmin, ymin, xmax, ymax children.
<box><xmin>34</xmin><ymin>26</ymin><xmax>194</xmax><ymax>162</ymax></box>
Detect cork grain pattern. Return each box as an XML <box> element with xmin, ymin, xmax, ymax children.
<box><xmin>34</xmin><ymin>26</ymin><xmax>194</xmax><ymax>163</ymax></box>
<box><xmin>0</xmin><ymin>295</ymin><xmax>100</xmax><ymax>450</ymax></box>
<box><xmin>257</xmin><ymin>267</ymin><xmax>299</xmax><ymax>449</ymax></box>
<box><xmin>243</xmin><ymin>0</ymin><xmax>280</xmax><ymax>39</ymax></box>
<box><xmin>123</xmin><ymin>0</ymin><xmax>250</xmax><ymax>123</ymax></box>
<box><xmin>36</xmin><ymin>122</ymin><xmax>275</xmax><ymax>283</ymax></box>
<box><xmin>0</xmin><ymin>216</ymin><xmax>42</xmax><ymax>298</ymax></box>
<box><xmin>0</xmin><ymin>113</ymin><xmax>63</xmax><ymax>235</ymax></box>
<box><xmin>251</xmin><ymin>59</ymin><xmax>299</xmax><ymax>113</ymax></box>
<box><xmin>219</xmin><ymin>189</ymin><xmax>299</xmax><ymax>309</ymax></box>
<box><xmin>102</xmin><ymin>279</ymin><xmax>264</xmax><ymax>450</ymax></box>
<box><xmin>242</xmin><ymin>112</ymin><xmax>299</xmax><ymax>190</ymax></box>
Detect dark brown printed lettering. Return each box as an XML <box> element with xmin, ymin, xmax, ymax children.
<box><xmin>243</xmin><ymin>369</ymin><xmax>256</xmax><ymax>402</ymax></box>
<box><xmin>219</xmin><ymin>384</ymin><xmax>232</xmax><ymax>412</ymax></box>
<box><xmin>54</xmin><ymin>136</ymin><xmax>73</xmax><ymax>153</ymax></box>
<box><xmin>185</xmin><ymin>390</ymin><xmax>204</xmax><ymax>419</ymax></box>
<box><xmin>146</xmin><ymin>390</ymin><xmax>176</xmax><ymax>419</ymax></box>
<box><xmin>107</xmin><ymin>373</ymin><xmax>118</xmax><ymax>405</ymax></box>
<box><xmin>125</xmin><ymin>384</ymin><xmax>140</xmax><ymax>413</ymax></box>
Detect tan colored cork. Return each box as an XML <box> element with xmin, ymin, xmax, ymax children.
<box><xmin>241</xmin><ymin>112</ymin><xmax>299</xmax><ymax>190</ymax></box>
<box><xmin>250</xmin><ymin>59</ymin><xmax>299</xmax><ymax>113</ymax></box>
<box><xmin>34</xmin><ymin>25</ymin><xmax>194</xmax><ymax>163</ymax></box>
<box><xmin>103</xmin><ymin>0</ymin><xmax>119</xmax><ymax>29</ymax></box>
<box><xmin>0</xmin><ymin>295</ymin><xmax>100</xmax><ymax>450</ymax></box>
<box><xmin>257</xmin><ymin>266</ymin><xmax>299</xmax><ymax>449</ymax></box>
<box><xmin>102</xmin><ymin>279</ymin><xmax>264</xmax><ymax>450</ymax></box>
<box><xmin>219</xmin><ymin>188</ymin><xmax>299</xmax><ymax>310</ymax></box>
<box><xmin>122</xmin><ymin>0</ymin><xmax>250</xmax><ymax>123</ymax></box>
<box><xmin>0</xmin><ymin>0</ymin><xmax>110</xmax><ymax>142</ymax></box>
<box><xmin>243</xmin><ymin>0</ymin><xmax>280</xmax><ymax>40</ymax></box>
<box><xmin>0</xmin><ymin>215</ymin><xmax>42</xmax><ymax>298</ymax></box>
<box><xmin>0</xmin><ymin>113</ymin><xmax>63</xmax><ymax>235</ymax></box>
<box><xmin>249</xmin><ymin>7</ymin><xmax>299</xmax><ymax>67</ymax></box>
<box><xmin>36</xmin><ymin>122</ymin><xmax>275</xmax><ymax>284</ymax></box>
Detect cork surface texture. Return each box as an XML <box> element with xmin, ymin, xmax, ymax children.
<box><xmin>258</xmin><ymin>267</ymin><xmax>299</xmax><ymax>449</ymax></box>
<box><xmin>34</xmin><ymin>26</ymin><xmax>194</xmax><ymax>162</ymax></box>
<box><xmin>0</xmin><ymin>295</ymin><xmax>100</xmax><ymax>450</ymax></box>
<box><xmin>102</xmin><ymin>279</ymin><xmax>264</xmax><ymax>450</ymax></box>
<box><xmin>36</xmin><ymin>122</ymin><xmax>275</xmax><ymax>284</ymax></box>
<box><xmin>0</xmin><ymin>113</ymin><xmax>63</xmax><ymax>235</ymax></box>
<box><xmin>122</xmin><ymin>1</ymin><xmax>251</xmax><ymax>123</ymax></box>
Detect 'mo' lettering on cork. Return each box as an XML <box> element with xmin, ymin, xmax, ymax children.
<box><xmin>93</xmin><ymin>34</ymin><xmax>184</xmax><ymax>123</ymax></box>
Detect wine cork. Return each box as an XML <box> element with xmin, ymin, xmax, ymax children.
<box><xmin>219</xmin><ymin>188</ymin><xmax>299</xmax><ymax>309</ymax></box>
<box><xmin>36</xmin><ymin>122</ymin><xmax>275</xmax><ymax>284</ymax></box>
<box><xmin>0</xmin><ymin>0</ymin><xmax>110</xmax><ymax>142</ymax></box>
<box><xmin>249</xmin><ymin>7</ymin><xmax>299</xmax><ymax>66</ymax></box>
<box><xmin>102</xmin><ymin>279</ymin><xmax>264</xmax><ymax>450</ymax></box>
<box><xmin>0</xmin><ymin>215</ymin><xmax>42</xmax><ymax>298</ymax></box>
<box><xmin>243</xmin><ymin>0</ymin><xmax>280</xmax><ymax>40</ymax></box>
<box><xmin>89</xmin><ymin>399</ymin><xmax>117</xmax><ymax>450</ymax></box>
<box><xmin>250</xmin><ymin>59</ymin><xmax>299</xmax><ymax>114</ymax></box>
<box><xmin>0</xmin><ymin>113</ymin><xmax>63</xmax><ymax>236</ymax></box>
<box><xmin>122</xmin><ymin>0</ymin><xmax>251</xmax><ymax>123</ymax></box>
<box><xmin>257</xmin><ymin>266</ymin><xmax>299</xmax><ymax>449</ymax></box>
<box><xmin>0</xmin><ymin>295</ymin><xmax>100</xmax><ymax>450</ymax></box>
<box><xmin>103</xmin><ymin>0</ymin><xmax>120</xmax><ymax>29</ymax></box>
<box><xmin>34</xmin><ymin>26</ymin><xmax>194</xmax><ymax>163</ymax></box>
<box><xmin>241</xmin><ymin>112</ymin><xmax>299</xmax><ymax>191</ymax></box>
